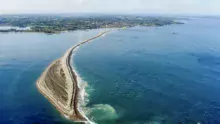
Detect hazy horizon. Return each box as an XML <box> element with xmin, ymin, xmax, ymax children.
<box><xmin>0</xmin><ymin>0</ymin><xmax>220</xmax><ymax>15</ymax></box>
<box><xmin>1</xmin><ymin>12</ymin><xmax>220</xmax><ymax>17</ymax></box>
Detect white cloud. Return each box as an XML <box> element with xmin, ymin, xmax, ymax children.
<box><xmin>0</xmin><ymin>0</ymin><xmax>220</xmax><ymax>15</ymax></box>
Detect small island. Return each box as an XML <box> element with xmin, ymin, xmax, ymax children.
<box><xmin>0</xmin><ymin>15</ymin><xmax>184</xmax><ymax>33</ymax></box>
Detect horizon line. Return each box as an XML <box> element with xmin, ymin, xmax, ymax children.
<box><xmin>1</xmin><ymin>12</ymin><xmax>220</xmax><ymax>17</ymax></box>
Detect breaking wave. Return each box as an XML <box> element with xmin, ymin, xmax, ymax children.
<box><xmin>72</xmin><ymin>48</ymin><xmax>118</xmax><ymax>124</ymax></box>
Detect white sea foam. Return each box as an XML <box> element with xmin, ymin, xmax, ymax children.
<box><xmin>87</xmin><ymin>104</ymin><xmax>118</xmax><ymax>122</ymax></box>
<box><xmin>71</xmin><ymin>47</ymin><xmax>96</xmax><ymax>124</ymax></box>
<box><xmin>70</xmin><ymin>30</ymin><xmax>117</xmax><ymax>124</ymax></box>
<box><xmin>71</xmin><ymin>58</ymin><xmax>118</xmax><ymax>123</ymax></box>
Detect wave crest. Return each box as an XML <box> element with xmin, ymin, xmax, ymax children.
<box><xmin>87</xmin><ymin>104</ymin><xmax>118</xmax><ymax>122</ymax></box>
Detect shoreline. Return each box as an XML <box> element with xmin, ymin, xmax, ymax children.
<box><xmin>0</xmin><ymin>26</ymin><xmax>117</xmax><ymax>34</ymax></box>
<box><xmin>0</xmin><ymin>28</ymin><xmax>114</xmax><ymax>35</ymax></box>
<box><xmin>0</xmin><ymin>22</ymin><xmax>184</xmax><ymax>34</ymax></box>
<box><xmin>36</xmin><ymin>30</ymin><xmax>111</xmax><ymax>123</ymax></box>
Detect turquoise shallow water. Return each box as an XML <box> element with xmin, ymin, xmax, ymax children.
<box><xmin>0</xmin><ymin>17</ymin><xmax>220</xmax><ymax>124</ymax></box>
<box><xmin>74</xmin><ymin>18</ymin><xmax>220</xmax><ymax>124</ymax></box>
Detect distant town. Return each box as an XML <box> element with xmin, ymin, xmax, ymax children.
<box><xmin>0</xmin><ymin>15</ymin><xmax>184</xmax><ymax>33</ymax></box>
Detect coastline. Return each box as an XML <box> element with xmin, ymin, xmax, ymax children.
<box><xmin>36</xmin><ymin>30</ymin><xmax>111</xmax><ymax>123</ymax></box>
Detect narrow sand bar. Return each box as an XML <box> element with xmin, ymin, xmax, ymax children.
<box><xmin>36</xmin><ymin>30</ymin><xmax>110</xmax><ymax>123</ymax></box>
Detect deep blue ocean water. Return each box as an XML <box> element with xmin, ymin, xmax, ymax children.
<box><xmin>74</xmin><ymin>18</ymin><xmax>220</xmax><ymax>124</ymax></box>
<box><xmin>0</xmin><ymin>17</ymin><xmax>220</xmax><ymax>124</ymax></box>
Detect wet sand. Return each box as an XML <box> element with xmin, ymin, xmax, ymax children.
<box><xmin>36</xmin><ymin>30</ymin><xmax>110</xmax><ymax>123</ymax></box>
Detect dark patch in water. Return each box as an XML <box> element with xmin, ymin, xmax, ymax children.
<box><xmin>189</xmin><ymin>53</ymin><xmax>220</xmax><ymax>66</ymax></box>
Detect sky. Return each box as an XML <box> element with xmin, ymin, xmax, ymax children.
<box><xmin>0</xmin><ymin>0</ymin><xmax>220</xmax><ymax>15</ymax></box>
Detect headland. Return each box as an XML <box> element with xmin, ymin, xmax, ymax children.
<box><xmin>36</xmin><ymin>30</ymin><xmax>110</xmax><ymax>123</ymax></box>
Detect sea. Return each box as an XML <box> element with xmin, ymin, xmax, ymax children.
<box><xmin>0</xmin><ymin>17</ymin><xmax>220</xmax><ymax>124</ymax></box>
